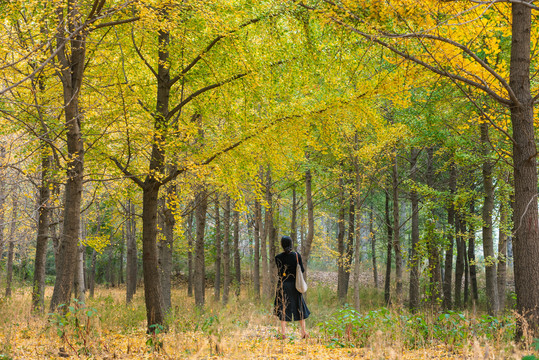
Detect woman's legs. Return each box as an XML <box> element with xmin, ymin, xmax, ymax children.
<box><xmin>280</xmin><ymin>320</ymin><xmax>287</xmax><ymax>338</ymax></box>
<box><xmin>299</xmin><ymin>319</ymin><xmax>308</xmax><ymax>338</ymax></box>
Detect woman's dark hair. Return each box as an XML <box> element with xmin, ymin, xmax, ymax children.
<box><xmin>281</xmin><ymin>236</ymin><xmax>293</xmax><ymax>253</ymax></box>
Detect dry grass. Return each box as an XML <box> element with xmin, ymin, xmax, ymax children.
<box><xmin>0</xmin><ymin>284</ymin><xmax>536</xmax><ymax>359</ymax></box>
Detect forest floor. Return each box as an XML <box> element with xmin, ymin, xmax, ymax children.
<box><xmin>1</xmin><ymin>276</ymin><xmax>537</xmax><ymax>359</ymax></box>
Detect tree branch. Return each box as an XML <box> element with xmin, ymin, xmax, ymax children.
<box><xmin>109</xmin><ymin>156</ymin><xmax>144</xmax><ymax>188</ymax></box>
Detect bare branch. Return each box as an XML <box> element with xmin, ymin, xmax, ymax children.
<box><xmin>109</xmin><ymin>156</ymin><xmax>144</xmax><ymax>188</ymax></box>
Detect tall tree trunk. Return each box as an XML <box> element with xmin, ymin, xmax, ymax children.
<box><xmin>468</xmin><ymin>201</ymin><xmax>478</xmax><ymax>303</ymax></box>
<box><xmin>443</xmin><ymin>162</ymin><xmax>456</xmax><ymax>310</ymax></box>
<box><xmin>392</xmin><ymin>153</ymin><xmax>402</xmax><ymax>304</ymax></box>
<box><xmin>5</xmin><ymin>195</ymin><xmax>18</xmax><ymax>297</ymax></box>
<box><xmin>510</xmin><ymin>3</ymin><xmax>539</xmax><ymax>335</ymax></box>
<box><xmin>409</xmin><ymin>148</ymin><xmax>420</xmax><ymax>311</ymax></box>
<box><xmin>481</xmin><ymin>122</ymin><xmax>499</xmax><ymax>315</ymax></box>
<box><xmin>194</xmin><ymin>188</ymin><xmax>208</xmax><ymax>307</ymax></box>
<box><xmin>253</xmin><ymin>198</ymin><xmax>261</xmax><ymax>299</ymax></box>
<box><xmin>497</xmin><ymin>200</ymin><xmax>508</xmax><ymax>312</ymax></box>
<box><xmin>49</xmin><ymin>4</ymin><xmax>87</xmax><ymax>312</ymax></box>
<box><xmin>384</xmin><ymin>190</ymin><xmax>392</xmax><ymax>306</ymax></box>
<box><xmin>303</xmin><ymin>166</ymin><xmax>315</xmax><ymax>276</ymax></box>
<box><xmin>126</xmin><ymin>200</ymin><xmax>137</xmax><ymax>303</ymax></box>
<box><xmin>370</xmin><ymin>205</ymin><xmax>378</xmax><ymax>289</ymax></box>
<box><xmin>353</xmin><ymin>209</ymin><xmax>361</xmax><ymax>311</ymax></box>
<box><xmin>0</xmin><ymin>147</ymin><xmax>5</xmax><ymax>260</ymax></box>
<box><xmin>160</xmin><ymin>184</ymin><xmax>176</xmax><ymax>313</ymax></box>
<box><xmin>337</xmin><ymin>176</ymin><xmax>347</xmax><ymax>303</ymax></box>
<box><xmin>89</xmin><ymin>249</ymin><xmax>97</xmax><ymax>298</ymax></box>
<box><xmin>187</xmin><ymin>211</ymin><xmax>194</xmax><ymax>297</ymax></box>
<box><xmin>74</xmin><ymin>245</ymin><xmax>86</xmax><ymax>303</ymax></box>
<box><xmin>233</xmin><ymin>205</ymin><xmax>241</xmax><ymax>297</ymax></box>
<box><xmin>223</xmin><ymin>197</ymin><xmax>231</xmax><ymax>304</ymax></box>
<box><xmin>262</xmin><ymin>167</ymin><xmax>272</xmax><ymax>297</ymax></box>
<box><xmin>344</xmin><ymin>189</ymin><xmax>355</xmax><ymax>299</ymax></box>
<box><xmin>291</xmin><ymin>187</ymin><xmax>297</xmax><ymax>243</ymax></box>
<box><xmin>455</xmin><ymin>215</ymin><xmax>465</xmax><ymax>308</ymax></box>
<box><xmin>214</xmin><ymin>196</ymin><xmax>221</xmax><ymax>302</ymax></box>
<box><xmin>426</xmin><ymin>147</ymin><xmax>441</xmax><ymax>304</ymax></box>
<box><xmin>32</xmin><ymin>149</ymin><xmax>52</xmax><ymax>312</ymax></box>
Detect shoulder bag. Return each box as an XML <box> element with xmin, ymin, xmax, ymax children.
<box><xmin>295</xmin><ymin>252</ymin><xmax>308</xmax><ymax>293</ymax></box>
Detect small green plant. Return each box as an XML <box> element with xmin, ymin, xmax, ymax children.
<box><xmin>47</xmin><ymin>299</ymin><xmax>99</xmax><ymax>356</ymax></box>
<box><xmin>146</xmin><ymin>324</ymin><xmax>164</xmax><ymax>352</ymax></box>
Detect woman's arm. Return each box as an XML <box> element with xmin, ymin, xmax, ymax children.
<box><xmin>298</xmin><ymin>253</ymin><xmax>305</xmax><ymax>273</ymax></box>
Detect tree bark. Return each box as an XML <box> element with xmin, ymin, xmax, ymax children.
<box><xmin>233</xmin><ymin>205</ymin><xmax>241</xmax><ymax>297</ymax></box>
<box><xmin>223</xmin><ymin>197</ymin><xmax>231</xmax><ymax>304</ymax></box>
<box><xmin>89</xmin><ymin>249</ymin><xmax>97</xmax><ymax>298</ymax></box>
<box><xmin>497</xmin><ymin>200</ymin><xmax>508</xmax><ymax>312</ymax></box>
<box><xmin>425</xmin><ymin>147</ymin><xmax>441</xmax><ymax>304</ymax></box>
<box><xmin>32</xmin><ymin>149</ymin><xmax>52</xmax><ymax>312</ymax></box>
<box><xmin>344</xmin><ymin>188</ymin><xmax>355</xmax><ymax>299</ymax></box>
<box><xmin>194</xmin><ymin>188</ymin><xmax>208</xmax><ymax>307</ymax></box>
<box><xmin>214</xmin><ymin>196</ymin><xmax>221</xmax><ymax>302</ymax></box>
<box><xmin>159</xmin><ymin>186</ymin><xmax>176</xmax><ymax>313</ymax></box>
<box><xmin>409</xmin><ymin>148</ymin><xmax>420</xmax><ymax>311</ymax></box>
<box><xmin>443</xmin><ymin>162</ymin><xmax>456</xmax><ymax>310</ymax></box>
<box><xmin>126</xmin><ymin>200</ymin><xmax>137</xmax><ymax>303</ymax></box>
<box><xmin>254</xmin><ymin>198</ymin><xmax>261</xmax><ymax>299</ymax></box>
<box><xmin>291</xmin><ymin>187</ymin><xmax>297</xmax><ymax>243</ymax></box>
<box><xmin>49</xmin><ymin>3</ymin><xmax>87</xmax><ymax>312</ymax></box>
<box><xmin>303</xmin><ymin>166</ymin><xmax>315</xmax><ymax>276</ymax></box>
<box><xmin>337</xmin><ymin>176</ymin><xmax>347</xmax><ymax>303</ymax></box>
<box><xmin>384</xmin><ymin>190</ymin><xmax>392</xmax><ymax>306</ymax></box>
<box><xmin>510</xmin><ymin>3</ymin><xmax>539</xmax><ymax>335</ymax></box>
<box><xmin>261</xmin><ymin>167</ymin><xmax>272</xmax><ymax>297</ymax></box>
<box><xmin>187</xmin><ymin>211</ymin><xmax>193</xmax><ymax>297</ymax></box>
<box><xmin>480</xmin><ymin>122</ymin><xmax>499</xmax><ymax>315</ymax></box>
<box><xmin>370</xmin><ymin>205</ymin><xmax>378</xmax><ymax>289</ymax></box>
<box><xmin>392</xmin><ymin>153</ymin><xmax>402</xmax><ymax>304</ymax></box>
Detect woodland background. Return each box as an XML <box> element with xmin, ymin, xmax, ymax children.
<box><xmin>2</xmin><ymin>0</ymin><xmax>539</xmax><ymax>358</ymax></box>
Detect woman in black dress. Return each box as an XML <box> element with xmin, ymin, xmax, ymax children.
<box><xmin>274</xmin><ymin>236</ymin><xmax>310</xmax><ymax>339</ymax></box>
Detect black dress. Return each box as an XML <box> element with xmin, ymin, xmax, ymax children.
<box><xmin>273</xmin><ymin>251</ymin><xmax>311</xmax><ymax>321</ymax></box>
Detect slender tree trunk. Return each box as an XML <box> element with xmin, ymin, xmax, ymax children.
<box><xmin>303</xmin><ymin>166</ymin><xmax>315</xmax><ymax>276</ymax></box>
<box><xmin>126</xmin><ymin>200</ymin><xmax>137</xmax><ymax>303</ymax></box>
<box><xmin>194</xmin><ymin>188</ymin><xmax>208</xmax><ymax>307</ymax></box>
<box><xmin>49</xmin><ymin>4</ymin><xmax>86</xmax><ymax>312</ymax></box>
<box><xmin>464</xmin><ymin>231</ymin><xmax>470</xmax><ymax>304</ymax></box>
<box><xmin>262</xmin><ymin>168</ymin><xmax>272</xmax><ymax>297</ymax></box>
<box><xmin>214</xmin><ymin>196</ymin><xmax>221</xmax><ymax>302</ymax></box>
<box><xmin>187</xmin><ymin>211</ymin><xmax>194</xmax><ymax>297</ymax></box>
<box><xmin>160</xmin><ymin>184</ymin><xmax>176</xmax><ymax>313</ymax></box>
<box><xmin>497</xmin><ymin>201</ymin><xmax>508</xmax><ymax>311</ymax></box>
<box><xmin>344</xmin><ymin>189</ymin><xmax>355</xmax><ymax>299</ymax></box>
<box><xmin>0</xmin><ymin>147</ymin><xmax>5</xmax><ymax>260</ymax></box>
<box><xmin>392</xmin><ymin>154</ymin><xmax>402</xmax><ymax>304</ymax></box>
<box><xmin>455</xmin><ymin>214</ymin><xmax>465</xmax><ymax>308</ymax></box>
<box><xmin>233</xmin><ymin>205</ymin><xmax>241</xmax><ymax>297</ymax></box>
<box><xmin>481</xmin><ymin>122</ymin><xmax>499</xmax><ymax>315</ymax></box>
<box><xmin>370</xmin><ymin>205</ymin><xmax>378</xmax><ymax>289</ymax></box>
<box><xmin>74</xmin><ymin>245</ymin><xmax>86</xmax><ymax>303</ymax></box>
<box><xmin>89</xmin><ymin>249</ymin><xmax>97</xmax><ymax>298</ymax></box>
<box><xmin>337</xmin><ymin>176</ymin><xmax>347</xmax><ymax>303</ymax></box>
<box><xmin>468</xmin><ymin>201</ymin><xmax>478</xmax><ymax>303</ymax></box>
<box><xmin>426</xmin><ymin>147</ymin><xmax>441</xmax><ymax>304</ymax></box>
<box><xmin>32</xmin><ymin>149</ymin><xmax>52</xmax><ymax>312</ymax></box>
<box><xmin>5</xmin><ymin>195</ymin><xmax>18</xmax><ymax>297</ymax></box>
<box><xmin>223</xmin><ymin>197</ymin><xmax>231</xmax><ymax>304</ymax></box>
<box><xmin>353</xmin><ymin>209</ymin><xmax>361</xmax><ymax>311</ymax></box>
<box><xmin>409</xmin><ymin>148</ymin><xmax>420</xmax><ymax>311</ymax></box>
<box><xmin>291</xmin><ymin>187</ymin><xmax>297</xmax><ymax>243</ymax></box>
<box><xmin>384</xmin><ymin>190</ymin><xmax>392</xmax><ymax>306</ymax></box>
<box><xmin>253</xmin><ymin>198</ymin><xmax>261</xmax><ymax>299</ymax></box>
<box><xmin>443</xmin><ymin>162</ymin><xmax>456</xmax><ymax>310</ymax></box>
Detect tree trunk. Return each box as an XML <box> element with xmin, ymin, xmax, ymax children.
<box><xmin>443</xmin><ymin>162</ymin><xmax>456</xmax><ymax>310</ymax></box>
<box><xmin>392</xmin><ymin>153</ymin><xmax>402</xmax><ymax>304</ymax></box>
<box><xmin>303</xmin><ymin>166</ymin><xmax>315</xmax><ymax>276</ymax></box>
<box><xmin>468</xmin><ymin>201</ymin><xmax>478</xmax><ymax>303</ymax></box>
<box><xmin>384</xmin><ymin>190</ymin><xmax>392</xmax><ymax>306</ymax></box>
<box><xmin>126</xmin><ymin>200</ymin><xmax>137</xmax><ymax>303</ymax></box>
<box><xmin>353</xmin><ymin>209</ymin><xmax>361</xmax><ymax>311</ymax></box>
<box><xmin>425</xmin><ymin>147</ymin><xmax>441</xmax><ymax>304</ymax></box>
<box><xmin>409</xmin><ymin>148</ymin><xmax>420</xmax><ymax>311</ymax></box>
<box><xmin>497</xmin><ymin>200</ymin><xmax>508</xmax><ymax>311</ymax></box>
<box><xmin>6</xmin><ymin>195</ymin><xmax>18</xmax><ymax>297</ymax></box>
<box><xmin>73</xmin><ymin>245</ymin><xmax>86</xmax><ymax>303</ymax></box>
<box><xmin>49</xmin><ymin>4</ymin><xmax>87</xmax><ymax>312</ymax></box>
<box><xmin>510</xmin><ymin>3</ymin><xmax>539</xmax><ymax>335</ymax></box>
<box><xmin>480</xmin><ymin>122</ymin><xmax>499</xmax><ymax>315</ymax></box>
<box><xmin>253</xmin><ymin>198</ymin><xmax>261</xmax><ymax>299</ymax></box>
<box><xmin>223</xmin><ymin>197</ymin><xmax>231</xmax><ymax>304</ymax></box>
<box><xmin>159</xmin><ymin>186</ymin><xmax>175</xmax><ymax>313</ymax></box>
<box><xmin>214</xmin><ymin>196</ymin><xmax>221</xmax><ymax>302</ymax></box>
<box><xmin>187</xmin><ymin>211</ymin><xmax>194</xmax><ymax>297</ymax></box>
<box><xmin>337</xmin><ymin>176</ymin><xmax>347</xmax><ymax>303</ymax></box>
<box><xmin>261</xmin><ymin>167</ymin><xmax>273</xmax><ymax>298</ymax></box>
<box><xmin>0</xmin><ymin>147</ymin><xmax>5</xmax><ymax>260</ymax></box>
<box><xmin>370</xmin><ymin>205</ymin><xmax>378</xmax><ymax>289</ymax></box>
<box><xmin>233</xmin><ymin>204</ymin><xmax>241</xmax><ymax>297</ymax></box>
<box><xmin>32</xmin><ymin>149</ymin><xmax>52</xmax><ymax>312</ymax></box>
<box><xmin>291</xmin><ymin>187</ymin><xmax>297</xmax><ymax>243</ymax></box>
<box><xmin>89</xmin><ymin>249</ymin><xmax>97</xmax><ymax>298</ymax></box>
<box><xmin>344</xmin><ymin>189</ymin><xmax>355</xmax><ymax>299</ymax></box>
<box><xmin>194</xmin><ymin>188</ymin><xmax>208</xmax><ymax>307</ymax></box>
